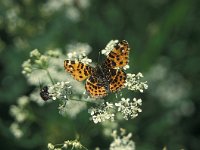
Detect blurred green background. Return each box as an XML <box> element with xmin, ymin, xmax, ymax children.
<box><xmin>0</xmin><ymin>0</ymin><xmax>199</xmax><ymax>149</ymax></box>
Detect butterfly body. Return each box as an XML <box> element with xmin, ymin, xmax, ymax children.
<box><xmin>64</xmin><ymin>40</ymin><xmax>130</xmax><ymax>98</ymax></box>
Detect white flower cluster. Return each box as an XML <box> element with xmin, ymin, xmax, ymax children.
<box><xmin>9</xmin><ymin>96</ymin><xmax>29</xmax><ymax>138</ymax></box>
<box><xmin>101</xmin><ymin>40</ymin><xmax>119</xmax><ymax>56</ymax></box>
<box><xmin>88</xmin><ymin>102</ymin><xmax>115</xmax><ymax>124</ymax></box>
<box><xmin>115</xmin><ymin>98</ymin><xmax>142</xmax><ymax>120</ymax></box>
<box><xmin>89</xmin><ymin>98</ymin><xmax>142</xmax><ymax>123</ymax></box>
<box><xmin>125</xmin><ymin>73</ymin><xmax>148</xmax><ymax>92</ymax></box>
<box><xmin>10</xmin><ymin>123</ymin><xmax>23</xmax><ymax>139</ymax></box>
<box><xmin>48</xmin><ymin>139</ymin><xmax>85</xmax><ymax>150</ymax></box>
<box><xmin>10</xmin><ymin>96</ymin><xmax>29</xmax><ymax>123</ymax></box>
<box><xmin>22</xmin><ymin>48</ymin><xmax>68</xmax><ymax>86</ymax></box>
<box><xmin>49</xmin><ymin>81</ymin><xmax>72</xmax><ymax>100</ymax></box>
<box><xmin>109</xmin><ymin>129</ymin><xmax>135</xmax><ymax>150</ymax></box>
<box><xmin>47</xmin><ymin>82</ymin><xmax>88</xmax><ymax>118</ymax></box>
<box><xmin>22</xmin><ymin>49</ymin><xmax>49</xmax><ymax>76</ymax></box>
<box><xmin>41</xmin><ymin>0</ymin><xmax>90</xmax><ymax>22</ymax></box>
<box><xmin>66</xmin><ymin>42</ymin><xmax>92</xmax><ymax>64</ymax></box>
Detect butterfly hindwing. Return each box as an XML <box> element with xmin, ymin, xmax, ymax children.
<box><xmin>109</xmin><ymin>69</ymin><xmax>127</xmax><ymax>92</ymax></box>
<box><xmin>64</xmin><ymin>60</ymin><xmax>94</xmax><ymax>81</ymax></box>
<box><xmin>105</xmin><ymin>40</ymin><xmax>130</xmax><ymax>68</ymax></box>
<box><xmin>85</xmin><ymin>76</ymin><xmax>107</xmax><ymax>98</ymax></box>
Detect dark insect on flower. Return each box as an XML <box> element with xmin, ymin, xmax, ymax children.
<box><xmin>40</xmin><ymin>86</ymin><xmax>51</xmax><ymax>101</ymax></box>
<box><xmin>64</xmin><ymin>40</ymin><xmax>130</xmax><ymax>98</ymax></box>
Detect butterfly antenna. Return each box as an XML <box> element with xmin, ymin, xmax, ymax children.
<box><xmin>97</xmin><ymin>50</ymin><xmax>102</xmax><ymax>65</ymax></box>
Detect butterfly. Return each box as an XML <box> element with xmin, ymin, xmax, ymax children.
<box><xmin>64</xmin><ymin>40</ymin><xmax>130</xmax><ymax>98</ymax></box>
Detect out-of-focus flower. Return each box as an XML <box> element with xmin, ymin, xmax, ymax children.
<box><xmin>40</xmin><ymin>0</ymin><xmax>90</xmax><ymax>22</ymax></box>
<box><xmin>10</xmin><ymin>123</ymin><xmax>23</xmax><ymax>139</ymax></box>
<box><xmin>10</xmin><ymin>96</ymin><xmax>29</xmax><ymax>123</ymax></box>
<box><xmin>109</xmin><ymin>129</ymin><xmax>135</xmax><ymax>150</ymax></box>
<box><xmin>58</xmin><ymin>99</ymin><xmax>86</xmax><ymax>118</ymax></box>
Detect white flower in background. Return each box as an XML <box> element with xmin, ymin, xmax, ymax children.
<box><xmin>101</xmin><ymin>40</ymin><xmax>118</xmax><ymax>56</ymax></box>
<box><xmin>146</xmin><ymin>59</ymin><xmax>191</xmax><ymax>106</ymax></box>
<box><xmin>47</xmin><ymin>143</ymin><xmax>54</xmax><ymax>150</ymax></box>
<box><xmin>58</xmin><ymin>100</ymin><xmax>87</xmax><ymax>118</ymax></box>
<box><xmin>22</xmin><ymin>49</ymin><xmax>65</xmax><ymax>85</ymax></box>
<box><xmin>41</xmin><ymin>0</ymin><xmax>90</xmax><ymax>21</ymax></box>
<box><xmin>146</xmin><ymin>59</ymin><xmax>194</xmax><ymax>120</ymax></box>
<box><xmin>30</xmin><ymin>49</ymin><xmax>41</xmax><ymax>58</ymax></box>
<box><xmin>66</xmin><ymin>42</ymin><xmax>92</xmax><ymax>65</ymax></box>
<box><xmin>66</xmin><ymin>42</ymin><xmax>92</xmax><ymax>56</ymax></box>
<box><xmin>9</xmin><ymin>96</ymin><xmax>29</xmax><ymax>123</ymax></box>
<box><xmin>125</xmin><ymin>73</ymin><xmax>148</xmax><ymax>93</ymax></box>
<box><xmin>22</xmin><ymin>59</ymin><xmax>32</xmax><ymax>75</ymax></box>
<box><xmin>46</xmin><ymin>49</ymin><xmax>62</xmax><ymax>57</ymax></box>
<box><xmin>102</xmin><ymin>121</ymin><xmax>118</xmax><ymax>137</ymax></box>
<box><xmin>109</xmin><ymin>129</ymin><xmax>135</xmax><ymax>150</ymax></box>
<box><xmin>66</xmin><ymin>7</ymin><xmax>80</xmax><ymax>22</ymax></box>
<box><xmin>10</xmin><ymin>123</ymin><xmax>23</xmax><ymax>139</ymax></box>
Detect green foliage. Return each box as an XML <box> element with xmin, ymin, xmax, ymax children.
<box><xmin>0</xmin><ymin>0</ymin><xmax>199</xmax><ymax>149</ymax></box>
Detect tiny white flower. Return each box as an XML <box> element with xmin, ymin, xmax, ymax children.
<box><xmin>10</xmin><ymin>123</ymin><xmax>23</xmax><ymax>138</ymax></box>
<box><xmin>101</xmin><ymin>40</ymin><xmax>118</xmax><ymax>56</ymax></box>
<box><xmin>30</xmin><ymin>49</ymin><xmax>41</xmax><ymax>58</ymax></box>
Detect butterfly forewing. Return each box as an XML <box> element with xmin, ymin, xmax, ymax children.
<box><xmin>105</xmin><ymin>40</ymin><xmax>130</xmax><ymax>68</ymax></box>
<box><xmin>64</xmin><ymin>60</ymin><xmax>94</xmax><ymax>81</ymax></box>
<box><xmin>85</xmin><ymin>76</ymin><xmax>107</xmax><ymax>98</ymax></box>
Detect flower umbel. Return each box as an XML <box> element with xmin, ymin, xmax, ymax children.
<box><xmin>109</xmin><ymin>129</ymin><xmax>135</xmax><ymax>150</ymax></box>
<box><xmin>115</xmin><ymin>98</ymin><xmax>142</xmax><ymax>120</ymax></box>
<box><xmin>48</xmin><ymin>81</ymin><xmax>72</xmax><ymax>101</ymax></box>
<box><xmin>89</xmin><ymin>102</ymin><xmax>115</xmax><ymax>124</ymax></box>
<box><xmin>47</xmin><ymin>140</ymin><xmax>88</xmax><ymax>150</ymax></box>
<box><xmin>89</xmin><ymin>98</ymin><xmax>142</xmax><ymax>123</ymax></box>
<box><xmin>125</xmin><ymin>73</ymin><xmax>148</xmax><ymax>92</ymax></box>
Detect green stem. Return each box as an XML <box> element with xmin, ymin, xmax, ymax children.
<box><xmin>69</xmin><ymin>97</ymin><xmax>103</xmax><ymax>104</ymax></box>
<box><xmin>45</xmin><ymin>69</ymin><xmax>55</xmax><ymax>85</ymax></box>
<box><xmin>81</xmin><ymin>146</ymin><xmax>89</xmax><ymax>150</ymax></box>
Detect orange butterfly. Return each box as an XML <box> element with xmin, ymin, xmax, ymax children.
<box><xmin>64</xmin><ymin>40</ymin><xmax>130</xmax><ymax>98</ymax></box>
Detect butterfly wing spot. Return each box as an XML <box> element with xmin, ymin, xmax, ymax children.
<box><xmin>64</xmin><ymin>60</ymin><xmax>94</xmax><ymax>81</ymax></box>
<box><xmin>105</xmin><ymin>40</ymin><xmax>130</xmax><ymax>68</ymax></box>
<box><xmin>85</xmin><ymin>76</ymin><xmax>107</xmax><ymax>98</ymax></box>
<box><xmin>109</xmin><ymin>69</ymin><xmax>127</xmax><ymax>92</ymax></box>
